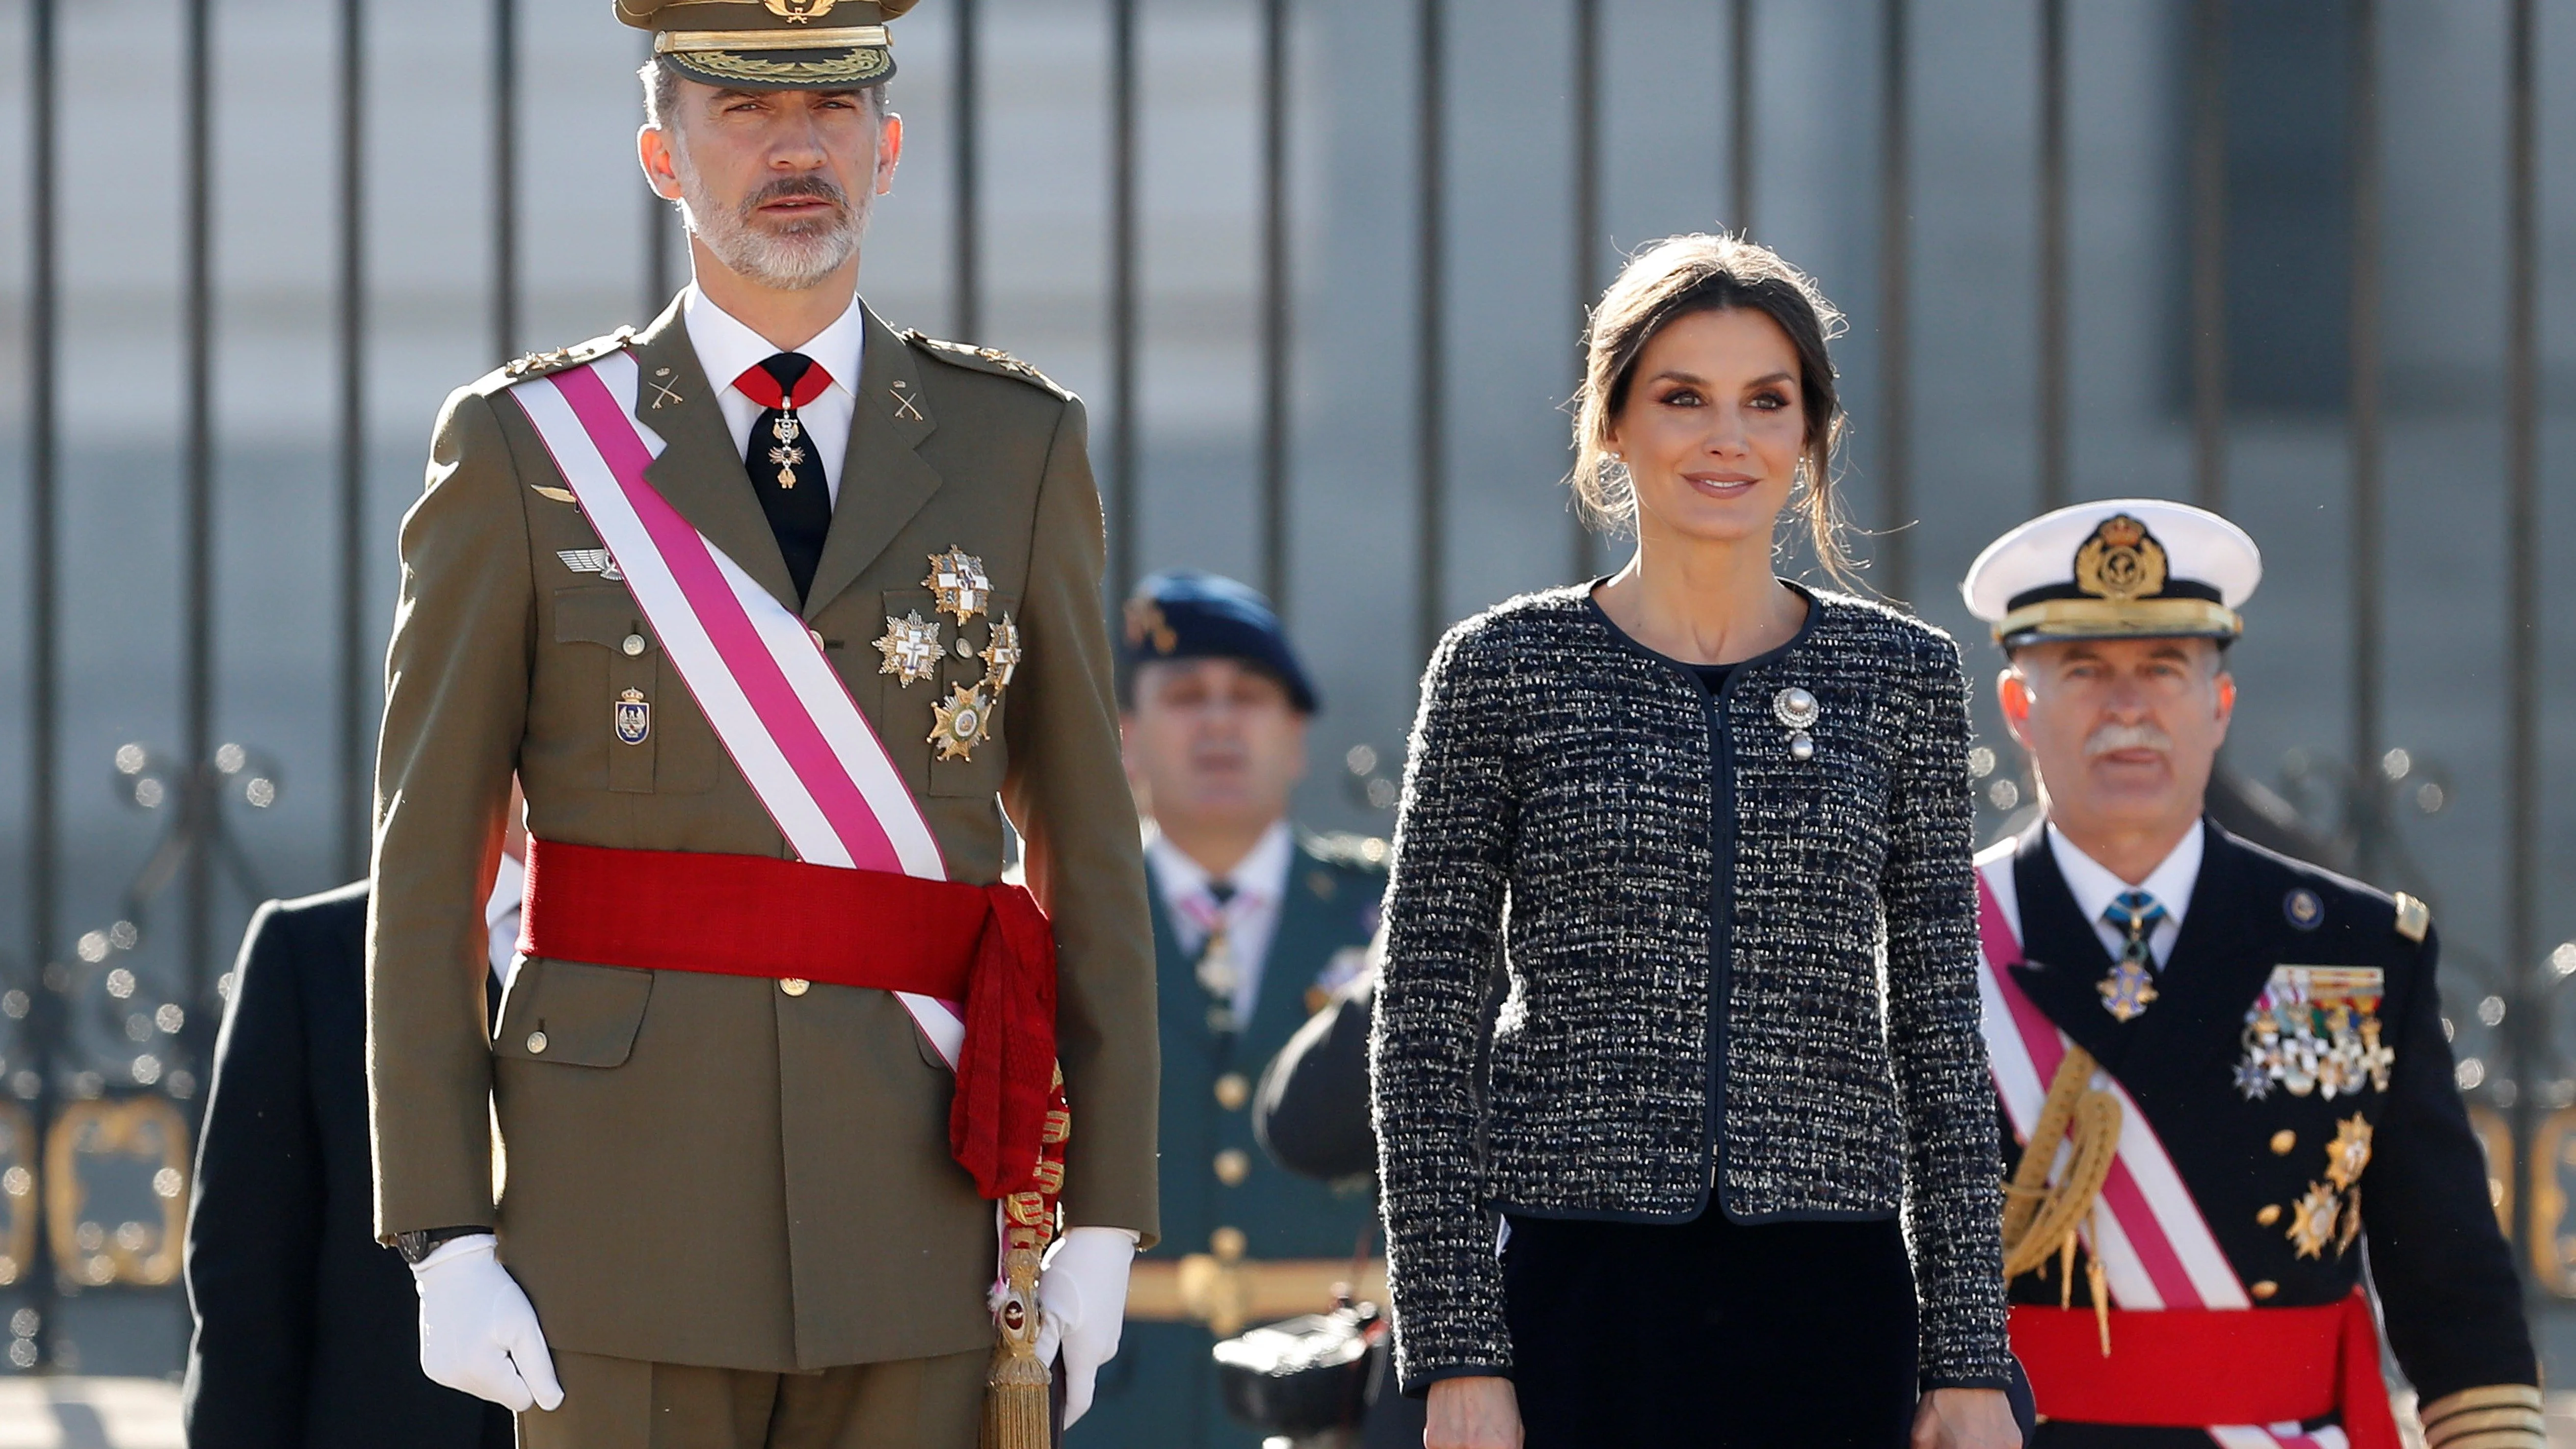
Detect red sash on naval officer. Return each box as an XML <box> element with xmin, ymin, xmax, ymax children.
<box><xmin>1974</xmin><ymin>841</ymin><xmax>2400</xmax><ymax>1449</ymax></box>
<box><xmin>503</xmin><ymin>349</ymin><xmax>1056</xmax><ymax>1203</ymax></box>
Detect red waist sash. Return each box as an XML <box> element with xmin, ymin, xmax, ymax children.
<box><xmin>518</xmin><ymin>837</ymin><xmax>1058</xmax><ymax>1201</ymax></box>
<box><xmin>2011</xmin><ymin>1291</ymin><xmax>2396</xmax><ymax>1449</ymax></box>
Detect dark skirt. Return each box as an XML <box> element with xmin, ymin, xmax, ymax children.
<box><xmin>1501</xmin><ymin>1208</ymin><xmax>1919</xmax><ymax>1449</ymax></box>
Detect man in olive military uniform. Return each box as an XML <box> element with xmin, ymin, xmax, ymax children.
<box><xmin>366</xmin><ymin>6</ymin><xmax>1156</xmax><ymax>1447</ymax></box>
<box><xmin>1963</xmin><ymin>501</ymin><xmax>2538</xmax><ymax>1449</ymax></box>
<box><xmin>1070</xmin><ymin>572</ymin><xmax>1385</xmax><ymax>1449</ymax></box>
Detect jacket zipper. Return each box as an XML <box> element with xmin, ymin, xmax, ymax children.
<box><xmin>1702</xmin><ymin>670</ymin><xmax>1739</xmax><ymax>1204</ymax></box>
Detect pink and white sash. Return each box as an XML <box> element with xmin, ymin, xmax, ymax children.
<box><xmin>509</xmin><ymin>350</ymin><xmax>968</xmax><ymax>1066</ymax></box>
<box><xmin>1976</xmin><ymin>841</ymin><xmax>2352</xmax><ymax>1449</ymax></box>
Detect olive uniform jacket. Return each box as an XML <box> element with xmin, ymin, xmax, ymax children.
<box><xmin>366</xmin><ymin>293</ymin><xmax>1159</xmax><ymax>1375</ymax></box>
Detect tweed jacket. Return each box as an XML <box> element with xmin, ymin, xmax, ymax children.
<box><xmin>1370</xmin><ymin>584</ymin><xmax>2010</xmax><ymax>1391</ymax></box>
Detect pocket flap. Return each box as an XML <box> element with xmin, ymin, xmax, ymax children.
<box><xmin>495</xmin><ymin>958</ymin><xmax>654</xmax><ymax>1068</ymax></box>
<box><xmin>553</xmin><ymin>587</ymin><xmax>655</xmax><ymax>652</ymax></box>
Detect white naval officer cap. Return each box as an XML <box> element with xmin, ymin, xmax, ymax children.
<box><xmin>1961</xmin><ymin>498</ymin><xmax>2261</xmax><ymax>649</ymax></box>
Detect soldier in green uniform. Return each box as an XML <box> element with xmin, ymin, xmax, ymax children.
<box><xmin>1071</xmin><ymin>571</ymin><xmax>1386</xmax><ymax>1449</ymax></box>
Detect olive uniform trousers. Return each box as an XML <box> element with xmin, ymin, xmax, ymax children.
<box><xmin>521</xmin><ymin>1349</ymin><xmax>988</xmax><ymax>1449</ymax></box>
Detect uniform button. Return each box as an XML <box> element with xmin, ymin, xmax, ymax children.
<box><xmin>957</xmin><ymin>637</ymin><xmax>976</xmax><ymax>659</ymax></box>
<box><xmin>1210</xmin><ymin>1226</ymin><xmax>1247</xmax><ymax>1261</ymax></box>
<box><xmin>2249</xmin><ymin>1281</ymin><xmax>2279</xmax><ymax>1300</ymax></box>
<box><xmin>2270</xmin><ymin>1130</ymin><xmax>2297</xmax><ymax>1156</ymax></box>
<box><xmin>2256</xmin><ymin>1204</ymin><xmax>2282</xmax><ymax>1227</ymax></box>
<box><xmin>1213</xmin><ymin>1148</ymin><xmax>1250</xmax><ymax>1186</ymax></box>
<box><xmin>809</xmin><ymin>629</ymin><xmax>827</xmax><ymax>651</ymax></box>
<box><xmin>526</xmin><ymin>1031</ymin><xmax>548</xmax><ymax>1054</ymax></box>
<box><xmin>622</xmin><ymin>633</ymin><xmax>647</xmax><ymax>657</ymax></box>
<box><xmin>1214</xmin><ymin>1073</ymin><xmax>1250</xmax><ymax>1111</ymax></box>
<box><xmin>780</xmin><ymin>978</ymin><xmax>811</xmax><ymax>997</ymax></box>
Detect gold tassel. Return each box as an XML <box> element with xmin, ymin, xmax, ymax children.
<box><xmin>983</xmin><ymin>1246</ymin><xmax>1050</xmax><ymax>1449</ymax></box>
<box><xmin>2088</xmin><ymin>1206</ymin><xmax>2111</xmax><ymax>1358</ymax></box>
<box><xmin>2057</xmin><ymin>1230</ymin><xmax>2076</xmax><ymax>1310</ymax></box>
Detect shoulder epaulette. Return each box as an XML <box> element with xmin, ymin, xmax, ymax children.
<box><xmin>1307</xmin><ymin>831</ymin><xmax>1392</xmax><ymax>872</ymax></box>
<box><xmin>501</xmin><ymin>326</ymin><xmax>638</xmax><ymax>383</ymax></box>
<box><xmin>902</xmin><ymin>330</ymin><xmax>1073</xmax><ymax>399</ymax></box>
<box><xmin>2393</xmin><ymin>892</ymin><xmax>2431</xmax><ymax>944</ymax></box>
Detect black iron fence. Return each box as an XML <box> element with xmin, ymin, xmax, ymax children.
<box><xmin>8</xmin><ymin>0</ymin><xmax>2567</xmax><ymax>1374</ymax></box>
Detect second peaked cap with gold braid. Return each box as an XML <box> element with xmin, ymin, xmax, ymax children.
<box><xmin>1962</xmin><ymin>498</ymin><xmax>2262</xmax><ymax>650</ymax></box>
<box><xmin>619</xmin><ymin>0</ymin><xmax>921</xmax><ymax>90</ymax></box>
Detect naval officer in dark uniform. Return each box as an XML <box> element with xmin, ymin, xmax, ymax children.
<box><xmin>1963</xmin><ymin>500</ymin><xmax>2538</xmax><ymax>1449</ymax></box>
<box><xmin>1071</xmin><ymin>571</ymin><xmax>1385</xmax><ymax>1449</ymax></box>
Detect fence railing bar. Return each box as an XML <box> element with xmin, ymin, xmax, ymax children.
<box><xmin>183</xmin><ymin>0</ymin><xmax>216</xmax><ymax>1009</ymax></box>
<box><xmin>492</xmin><ymin>0</ymin><xmax>518</xmax><ymax>364</ymax></box>
<box><xmin>2503</xmin><ymin>0</ymin><xmax>2542</xmax><ymax>1265</ymax></box>
<box><xmin>2346</xmin><ymin>0</ymin><xmax>2383</xmax><ymax>880</ymax></box>
<box><xmin>338</xmin><ymin>0</ymin><xmax>369</xmax><ymax>880</ymax></box>
<box><xmin>1414</xmin><ymin>0</ymin><xmax>1445</xmax><ymax>664</ymax></box>
<box><xmin>1108</xmin><ymin>0</ymin><xmax>1138</xmax><ymax>598</ymax></box>
<box><xmin>1877</xmin><ymin>0</ymin><xmax>1910</xmax><ymax>603</ymax></box>
<box><xmin>2036</xmin><ymin>0</ymin><xmax>2068</xmax><ymax>511</ymax></box>
<box><xmin>951</xmin><ymin>0</ymin><xmax>980</xmax><ymax>342</ymax></box>
<box><xmin>2187</xmin><ymin>0</ymin><xmax>2226</xmax><ymax>510</ymax></box>
<box><xmin>1570</xmin><ymin>0</ymin><xmax>1600</xmax><ymax>585</ymax></box>
<box><xmin>23</xmin><ymin>0</ymin><xmax>63</xmax><ymax>1364</ymax></box>
<box><xmin>1257</xmin><ymin>0</ymin><xmax>1290</xmax><ymax>611</ymax></box>
<box><xmin>1728</xmin><ymin>0</ymin><xmax>1753</xmax><ymax>235</ymax></box>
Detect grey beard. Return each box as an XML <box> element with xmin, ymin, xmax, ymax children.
<box><xmin>677</xmin><ymin>164</ymin><xmax>869</xmax><ymax>292</ymax></box>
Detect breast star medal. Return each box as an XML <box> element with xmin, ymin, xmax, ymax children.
<box><xmin>2287</xmin><ymin>1182</ymin><xmax>2341</xmax><ymax>1259</ymax></box>
<box><xmin>981</xmin><ymin>614</ymin><xmax>1023</xmax><ymax>691</ymax></box>
<box><xmin>926</xmin><ymin>548</ymin><xmax>991</xmax><ymax>624</ymax></box>
<box><xmin>875</xmin><ymin>611</ymin><xmax>944</xmax><ymax>687</ymax></box>
<box><xmin>1772</xmin><ymin>686</ymin><xmax>1820</xmax><ymax>762</ymax></box>
<box><xmin>614</xmin><ymin>688</ymin><xmax>651</xmax><ymax>745</ymax></box>
<box><xmin>2325</xmin><ymin>1114</ymin><xmax>2372</xmax><ymax>1190</ymax></box>
<box><xmin>930</xmin><ymin>684</ymin><xmax>991</xmax><ymax>761</ymax></box>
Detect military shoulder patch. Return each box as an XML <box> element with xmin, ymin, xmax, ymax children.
<box><xmin>499</xmin><ymin>325</ymin><xmax>639</xmax><ymax>384</ymax></box>
<box><xmin>1306</xmin><ymin>831</ymin><xmax>1392</xmax><ymax>873</ymax></box>
<box><xmin>2393</xmin><ymin>892</ymin><xmax>2431</xmax><ymax>944</ymax></box>
<box><xmin>902</xmin><ymin>330</ymin><xmax>1074</xmax><ymax>399</ymax></box>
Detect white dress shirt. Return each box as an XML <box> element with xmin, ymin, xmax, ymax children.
<box><xmin>2046</xmin><ymin>820</ymin><xmax>2205</xmax><ymax>971</ymax></box>
<box><xmin>485</xmin><ymin>851</ymin><xmax>525</xmax><ymax>994</ymax></box>
<box><xmin>1147</xmin><ymin>820</ymin><xmax>1295</xmax><ymax>1022</ymax></box>
<box><xmin>683</xmin><ymin>285</ymin><xmax>868</xmax><ymax>506</ymax></box>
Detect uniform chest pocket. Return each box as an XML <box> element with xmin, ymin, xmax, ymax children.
<box><xmin>871</xmin><ymin>587</ymin><xmax>1021</xmax><ymax>800</ymax></box>
<box><xmin>550</xmin><ymin>586</ymin><xmax>719</xmax><ymax>795</ymax></box>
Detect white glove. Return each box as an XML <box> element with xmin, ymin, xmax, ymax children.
<box><xmin>1033</xmin><ymin>1226</ymin><xmax>1137</xmax><ymax>1427</ymax></box>
<box><xmin>411</xmin><ymin>1234</ymin><xmax>565</xmax><ymax>1413</ymax></box>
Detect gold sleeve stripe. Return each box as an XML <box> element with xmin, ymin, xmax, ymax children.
<box><xmin>2421</xmin><ymin>1384</ymin><xmax>2548</xmax><ymax>1449</ymax></box>
<box><xmin>2427</xmin><ymin>1429</ymin><xmax>2546</xmax><ymax>1449</ymax></box>
<box><xmin>2428</xmin><ymin>1408</ymin><xmax>2547</xmax><ymax>1439</ymax></box>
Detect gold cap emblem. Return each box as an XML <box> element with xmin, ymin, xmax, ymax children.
<box><xmin>2073</xmin><ymin>513</ymin><xmax>2169</xmax><ymax>602</ymax></box>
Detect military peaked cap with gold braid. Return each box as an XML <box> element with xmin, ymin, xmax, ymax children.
<box><xmin>619</xmin><ymin>0</ymin><xmax>920</xmax><ymax>90</ymax></box>
<box><xmin>1961</xmin><ymin>498</ymin><xmax>2262</xmax><ymax>649</ymax></box>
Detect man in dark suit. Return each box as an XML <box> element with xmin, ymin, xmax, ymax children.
<box><xmin>182</xmin><ymin>797</ymin><xmax>525</xmax><ymax>1448</ymax></box>
<box><xmin>1962</xmin><ymin>501</ymin><xmax>2537</xmax><ymax>1449</ymax></box>
<box><xmin>1072</xmin><ymin>571</ymin><xmax>1384</xmax><ymax>1449</ymax></box>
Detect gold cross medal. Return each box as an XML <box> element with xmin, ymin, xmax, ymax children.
<box><xmin>875</xmin><ymin>611</ymin><xmax>943</xmax><ymax>687</ymax></box>
<box><xmin>2098</xmin><ymin>957</ymin><xmax>2157</xmax><ymax>1023</ymax></box>
<box><xmin>981</xmin><ymin>614</ymin><xmax>1024</xmax><ymax>692</ymax></box>
<box><xmin>768</xmin><ymin>443</ymin><xmax>806</xmax><ymax>489</ymax></box>
<box><xmin>930</xmin><ymin>685</ymin><xmax>991</xmax><ymax>761</ymax></box>
<box><xmin>926</xmin><ymin>548</ymin><xmax>991</xmax><ymax>624</ymax></box>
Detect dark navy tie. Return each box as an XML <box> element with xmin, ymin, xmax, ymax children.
<box><xmin>735</xmin><ymin>352</ymin><xmax>833</xmax><ymax>603</ymax></box>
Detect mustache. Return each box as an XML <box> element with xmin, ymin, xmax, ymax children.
<box><xmin>2084</xmin><ymin>721</ymin><xmax>2173</xmax><ymax>758</ymax></box>
<box><xmin>739</xmin><ymin>174</ymin><xmax>850</xmax><ymax>220</ymax></box>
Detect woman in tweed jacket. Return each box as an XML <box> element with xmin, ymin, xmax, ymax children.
<box><xmin>1373</xmin><ymin>236</ymin><xmax>2016</xmax><ymax>1449</ymax></box>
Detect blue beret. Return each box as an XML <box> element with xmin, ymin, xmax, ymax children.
<box><xmin>1120</xmin><ymin>571</ymin><xmax>1319</xmax><ymax>713</ymax></box>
